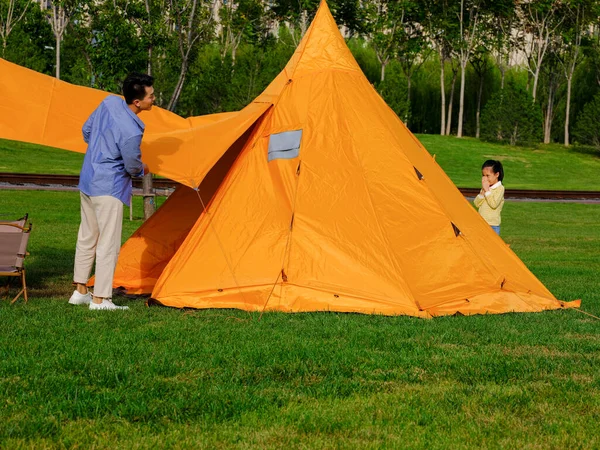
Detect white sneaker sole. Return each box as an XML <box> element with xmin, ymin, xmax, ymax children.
<box><xmin>68</xmin><ymin>293</ymin><xmax>92</xmax><ymax>305</ymax></box>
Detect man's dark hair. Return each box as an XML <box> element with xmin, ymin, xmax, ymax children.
<box><xmin>123</xmin><ymin>73</ymin><xmax>154</xmax><ymax>105</ymax></box>
<box><xmin>482</xmin><ymin>159</ymin><xmax>504</xmax><ymax>182</ymax></box>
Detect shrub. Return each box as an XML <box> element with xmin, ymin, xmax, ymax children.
<box><xmin>376</xmin><ymin>63</ymin><xmax>410</xmax><ymax>124</ymax></box>
<box><xmin>573</xmin><ymin>93</ymin><xmax>600</xmax><ymax>149</ymax></box>
<box><xmin>480</xmin><ymin>83</ymin><xmax>542</xmax><ymax>146</ymax></box>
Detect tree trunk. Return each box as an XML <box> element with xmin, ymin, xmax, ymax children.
<box><xmin>446</xmin><ymin>70</ymin><xmax>457</xmax><ymax>136</ymax></box>
<box><xmin>147</xmin><ymin>46</ymin><xmax>153</xmax><ymax>75</ymax></box>
<box><xmin>457</xmin><ymin>60</ymin><xmax>467</xmax><ymax>138</ymax></box>
<box><xmin>144</xmin><ymin>0</ymin><xmax>152</xmax><ymax>76</ymax></box>
<box><xmin>476</xmin><ymin>72</ymin><xmax>484</xmax><ymax>139</ymax></box>
<box><xmin>380</xmin><ymin>60</ymin><xmax>387</xmax><ymax>82</ymax></box>
<box><xmin>55</xmin><ymin>35</ymin><xmax>61</xmax><ymax>80</ymax></box>
<box><xmin>439</xmin><ymin>55</ymin><xmax>446</xmax><ymax>136</ymax></box>
<box><xmin>142</xmin><ymin>174</ymin><xmax>155</xmax><ymax>219</ymax></box>
<box><xmin>543</xmin><ymin>85</ymin><xmax>554</xmax><ymax>144</ymax></box>
<box><xmin>167</xmin><ymin>60</ymin><xmax>188</xmax><ymax>112</ymax></box>
<box><xmin>405</xmin><ymin>75</ymin><xmax>411</xmax><ymax>127</ymax></box>
<box><xmin>500</xmin><ymin>66</ymin><xmax>505</xmax><ymax>91</ymax></box>
<box><xmin>510</xmin><ymin>123</ymin><xmax>518</xmax><ymax>146</ymax></box>
<box><xmin>564</xmin><ymin>75</ymin><xmax>572</xmax><ymax>146</ymax></box>
<box><xmin>532</xmin><ymin>67</ymin><xmax>540</xmax><ymax>103</ymax></box>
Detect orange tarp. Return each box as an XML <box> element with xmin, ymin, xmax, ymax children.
<box><xmin>0</xmin><ymin>1</ymin><xmax>580</xmax><ymax>317</ymax></box>
<box><xmin>0</xmin><ymin>57</ymin><xmax>270</xmax><ymax>188</ymax></box>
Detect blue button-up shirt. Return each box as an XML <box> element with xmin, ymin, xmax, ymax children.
<box><xmin>78</xmin><ymin>95</ymin><xmax>145</xmax><ymax>206</ymax></box>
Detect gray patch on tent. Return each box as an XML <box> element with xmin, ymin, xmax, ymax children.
<box><xmin>268</xmin><ymin>129</ymin><xmax>302</xmax><ymax>162</ymax></box>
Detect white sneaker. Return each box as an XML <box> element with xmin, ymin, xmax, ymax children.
<box><xmin>89</xmin><ymin>299</ymin><xmax>129</xmax><ymax>310</ymax></box>
<box><xmin>69</xmin><ymin>290</ymin><xmax>92</xmax><ymax>305</ymax></box>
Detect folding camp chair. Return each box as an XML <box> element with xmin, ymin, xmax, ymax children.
<box><xmin>0</xmin><ymin>214</ymin><xmax>32</xmax><ymax>304</ymax></box>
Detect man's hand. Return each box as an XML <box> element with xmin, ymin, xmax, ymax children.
<box><xmin>142</xmin><ymin>163</ymin><xmax>150</xmax><ymax>176</ymax></box>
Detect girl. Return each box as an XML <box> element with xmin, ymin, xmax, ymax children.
<box><xmin>474</xmin><ymin>160</ymin><xmax>505</xmax><ymax>235</ymax></box>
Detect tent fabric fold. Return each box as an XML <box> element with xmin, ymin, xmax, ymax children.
<box><xmin>0</xmin><ymin>0</ymin><xmax>581</xmax><ymax>317</ymax></box>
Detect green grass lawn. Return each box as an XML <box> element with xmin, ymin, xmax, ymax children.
<box><xmin>0</xmin><ymin>139</ymin><xmax>84</xmax><ymax>175</ymax></box>
<box><xmin>418</xmin><ymin>135</ymin><xmax>600</xmax><ymax>191</ymax></box>
<box><xmin>2</xmin><ymin>135</ymin><xmax>599</xmax><ymax>190</ymax></box>
<box><xmin>1</xmin><ymin>190</ymin><xmax>599</xmax><ymax>448</ymax></box>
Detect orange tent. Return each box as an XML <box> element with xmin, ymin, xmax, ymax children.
<box><xmin>0</xmin><ymin>1</ymin><xmax>580</xmax><ymax>317</ymax></box>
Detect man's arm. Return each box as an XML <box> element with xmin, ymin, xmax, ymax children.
<box><xmin>121</xmin><ymin>135</ymin><xmax>146</xmax><ymax>177</ymax></box>
<box><xmin>82</xmin><ymin>109</ymin><xmax>97</xmax><ymax>144</ymax></box>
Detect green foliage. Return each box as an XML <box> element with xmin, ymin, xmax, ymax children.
<box><xmin>174</xmin><ymin>39</ymin><xmax>292</xmax><ymax>116</ymax></box>
<box><xmin>1</xmin><ymin>0</ymin><xmax>599</xmax><ymax>143</ymax></box>
<box><xmin>376</xmin><ymin>62</ymin><xmax>410</xmax><ymax>122</ymax></box>
<box><xmin>480</xmin><ymin>83</ymin><xmax>543</xmax><ymax>146</ymax></box>
<box><xmin>573</xmin><ymin>92</ymin><xmax>600</xmax><ymax>149</ymax></box>
<box><xmin>86</xmin><ymin>2</ymin><xmax>147</xmax><ymax>92</ymax></box>
<box><xmin>3</xmin><ymin>3</ymin><xmax>53</xmax><ymax>73</ymax></box>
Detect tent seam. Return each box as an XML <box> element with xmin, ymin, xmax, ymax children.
<box><xmin>40</xmin><ymin>77</ymin><xmax>57</xmax><ymax>145</ymax></box>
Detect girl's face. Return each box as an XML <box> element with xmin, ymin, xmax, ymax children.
<box><xmin>482</xmin><ymin>166</ymin><xmax>499</xmax><ymax>185</ymax></box>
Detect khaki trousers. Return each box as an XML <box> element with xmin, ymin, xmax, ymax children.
<box><xmin>73</xmin><ymin>192</ymin><xmax>123</xmax><ymax>298</ymax></box>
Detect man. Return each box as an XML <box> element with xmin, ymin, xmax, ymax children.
<box><xmin>68</xmin><ymin>73</ymin><xmax>154</xmax><ymax>310</ymax></box>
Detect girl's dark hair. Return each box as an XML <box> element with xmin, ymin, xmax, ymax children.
<box><xmin>122</xmin><ymin>73</ymin><xmax>154</xmax><ymax>105</ymax></box>
<box><xmin>482</xmin><ymin>159</ymin><xmax>504</xmax><ymax>182</ymax></box>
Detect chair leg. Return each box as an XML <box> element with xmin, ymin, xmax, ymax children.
<box><xmin>11</xmin><ymin>288</ymin><xmax>23</xmax><ymax>304</ymax></box>
<box><xmin>22</xmin><ymin>269</ymin><xmax>27</xmax><ymax>303</ymax></box>
<box><xmin>10</xmin><ymin>270</ymin><xmax>26</xmax><ymax>304</ymax></box>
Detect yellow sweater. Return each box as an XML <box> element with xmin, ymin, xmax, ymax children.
<box><xmin>474</xmin><ymin>182</ymin><xmax>505</xmax><ymax>226</ymax></box>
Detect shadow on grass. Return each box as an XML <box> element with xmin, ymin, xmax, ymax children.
<box><xmin>12</xmin><ymin>246</ymin><xmax>75</xmax><ymax>298</ymax></box>
<box><xmin>570</xmin><ymin>144</ymin><xmax>600</xmax><ymax>159</ymax></box>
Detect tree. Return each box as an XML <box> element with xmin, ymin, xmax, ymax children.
<box><xmin>556</xmin><ymin>0</ymin><xmax>594</xmax><ymax>146</ymax></box>
<box><xmin>480</xmin><ymin>82</ymin><xmax>543</xmax><ymax>146</ymax></box>
<box><xmin>84</xmin><ymin>0</ymin><xmax>146</xmax><ymax>92</ymax></box>
<box><xmin>455</xmin><ymin>0</ymin><xmax>486</xmax><ymax>138</ymax></box>
<box><xmin>364</xmin><ymin>0</ymin><xmax>402</xmax><ymax>82</ymax></box>
<box><xmin>45</xmin><ymin>0</ymin><xmax>78</xmax><ymax>79</ymax></box>
<box><xmin>128</xmin><ymin>0</ymin><xmax>169</xmax><ymax>77</ymax></box>
<box><xmin>445</xmin><ymin>58</ymin><xmax>458</xmax><ymax>135</ymax></box>
<box><xmin>519</xmin><ymin>0</ymin><xmax>563</xmax><ymax>103</ymax></box>
<box><xmin>470</xmin><ymin>46</ymin><xmax>491</xmax><ymax>138</ymax></box>
<box><xmin>219</xmin><ymin>0</ymin><xmax>267</xmax><ymax>66</ymax></box>
<box><xmin>540</xmin><ymin>47</ymin><xmax>562</xmax><ymax>144</ymax></box>
<box><xmin>0</xmin><ymin>0</ymin><xmax>31</xmax><ymax>57</ymax></box>
<box><xmin>271</xmin><ymin>0</ymin><xmax>319</xmax><ymax>46</ymax></box>
<box><xmin>166</xmin><ymin>0</ymin><xmax>214</xmax><ymax>112</ymax></box>
<box><xmin>422</xmin><ymin>0</ymin><xmax>459</xmax><ymax>135</ymax></box>
<box><xmin>487</xmin><ymin>0</ymin><xmax>518</xmax><ymax>91</ymax></box>
<box><xmin>395</xmin><ymin>0</ymin><xmax>429</xmax><ymax>126</ymax></box>
<box><xmin>592</xmin><ymin>19</ymin><xmax>600</xmax><ymax>87</ymax></box>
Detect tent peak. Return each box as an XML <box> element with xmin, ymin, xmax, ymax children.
<box><xmin>282</xmin><ymin>0</ymin><xmax>361</xmax><ymax>79</ymax></box>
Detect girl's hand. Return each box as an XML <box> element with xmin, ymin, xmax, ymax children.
<box><xmin>481</xmin><ymin>176</ymin><xmax>490</xmax><ymax>191</ymax></box>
